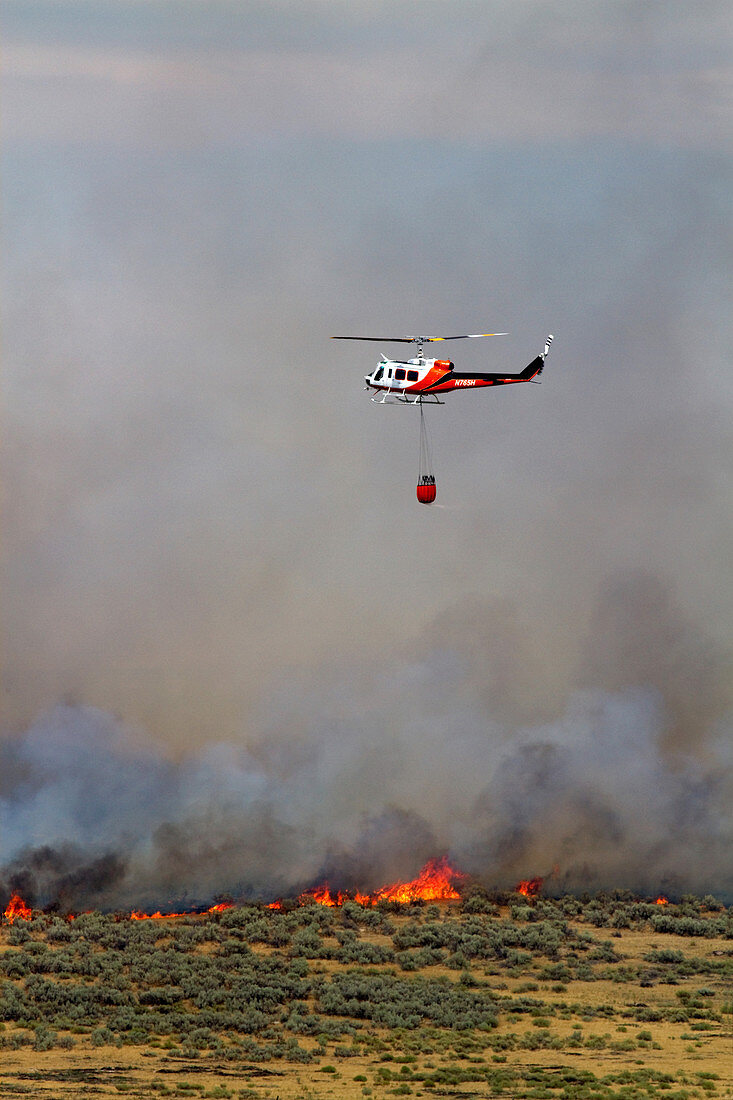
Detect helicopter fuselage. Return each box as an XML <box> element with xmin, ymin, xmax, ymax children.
<box><xmin>364</xmin><ymin>353</ymin><xmax>544</xmax><ymax>399</ymax></box>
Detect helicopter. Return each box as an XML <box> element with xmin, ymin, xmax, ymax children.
<box><xmin>331</xmin><ymin>330</ymin><xmax>553</xmax><ymax>504</ymax></box>
<box><xmin>331</xmin><ymin>332</ymin><xmax>553</xmax><ymax>403</ymax></box>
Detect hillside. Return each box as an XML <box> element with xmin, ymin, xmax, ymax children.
<box><xmin>1</xmin><ymin>892</ymin><xmax>731</xmax><ymax>1098</ymax></box>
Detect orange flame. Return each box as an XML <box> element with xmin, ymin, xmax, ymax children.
<box><xmin>4</xmin><ymin>892</ymin><xmax>32</xmax><ymax>923</ymax></box>
<box><xmin>129</xmin><ymin>901</ymin><xmax>234</xmax><ymax>921</ymax></box>
<box><xmin>300</xmin><ymin>884</ymin><xmax>372</xmax><ymax>907</ymax></box>
<box><xmin>131</xmin><ymin>910</ymin><xmax>183</xmax><ymax>920</ymax></box>
<box><xmin>302</xmin><ymin>884</ymin><xmax>341</xmax><ymax>907</ymax></box>
<box><xmin>267</xmin><ymin>857</ymin><xmax>467</xmax><ymax>911</ymax></box>
<box><xmin>515</xmin><ymin>876</ymin><xmax>544</xmax><ymax>898</ymax></box>
<box><xmin>373</xmin><ymin>856</ymin><xmax>467</xmax><ymax>904</ymax></box>
<box><xmin>655</xmin><ymin>895</ymin><xmax>669</xmax><ymax>906</ymax></box>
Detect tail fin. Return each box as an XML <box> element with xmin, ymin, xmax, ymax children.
<box><xmin>520</xmin><ymin>333</ymin><xmax>553</xmax><ymax>380</ymax></box>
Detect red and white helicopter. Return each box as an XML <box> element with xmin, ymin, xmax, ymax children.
<box><xmin>331</xmin><ymin>330</ymin><xmax>553</xmax><ymax>503</ymax></box>
<box><xmin>331</xmin><ymin>332</ymin><xmax>553</xmax><ymax>403</ymax></box>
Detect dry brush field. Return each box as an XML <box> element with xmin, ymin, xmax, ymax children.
<box><xmin>1</xmin><ymin>891</ymin><xmax>731</xmax><ymax>1099</ymax></box>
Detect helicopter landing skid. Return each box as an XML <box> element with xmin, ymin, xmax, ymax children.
<box><xmin>370</xmin><ymin>392</ymin><xmax>444</xmax><ymax>405</ymax></box>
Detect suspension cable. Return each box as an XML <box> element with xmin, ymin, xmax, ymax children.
<box><xmin>418</xmin><ymin>403</ymin><xmax>435</xmax><ymax>485</ymax></box>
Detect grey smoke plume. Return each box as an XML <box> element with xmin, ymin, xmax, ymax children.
<box><xmin>2</xmin><ymin>4</ymin><xmax>732</xmax><ymax>905</ymax></box>
<box><xmin>2</xmin><ymin>572</ymin><xmax>731</xmax><ymax>908</ymax></box>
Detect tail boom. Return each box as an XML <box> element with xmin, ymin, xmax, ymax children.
<box><xmin>425</xmin><ymin>334</ymin><xmax>554</xmax><ymax>392</ymax></box>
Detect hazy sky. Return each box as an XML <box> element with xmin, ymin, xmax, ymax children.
<box><xmin>2</xmin><ymin>1</ymin><xmax>732</xmax><ymax>902</ymax></box>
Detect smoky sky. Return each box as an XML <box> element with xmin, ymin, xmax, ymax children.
<box><xmin>2</xmin><ymin>1</ymin><xmax>732</xmax><ymax>904</ymax></box>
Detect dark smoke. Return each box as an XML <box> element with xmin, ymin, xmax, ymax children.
<box><xmin>2</xmin><ymin>572</ymin><xmax>731</xmax><ymax>909</ymax></box>
<box><xmin>312</xmin><ymin>808</ymin><xmax>441</xmax><ymax>894</ymax></box>
<box><xmin>1</xmin><ymin>846</ymin><xmax>127</xmax><ymax>913</ymax></box>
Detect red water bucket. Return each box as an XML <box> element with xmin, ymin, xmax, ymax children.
<box><xmin>416</xmin><ymin>478</ymin><xmax>436</xmax><ymax>505</ymax></box>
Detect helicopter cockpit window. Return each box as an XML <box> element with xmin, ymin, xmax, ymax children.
<box><xmin>395</xmin><ymin>368</ymin><xmax>406</xmax><ymax>381</ymax></box>
<box><xmin>407</xmin><ymin>370</ymin><xmax>418</xmax><ymax>382</ymax></box>
<box><xmin>373</xmin><ymin>367</ymin><xmax>384</xmax><ymax>381</ymax></box>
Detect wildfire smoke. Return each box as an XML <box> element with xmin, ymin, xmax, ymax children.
<box><xmin>2</xmin><ymin>631</ymin><xmax>732</xmax><ymax>913</ymax></box>
<box><xmin>2</xmin><ymin>858</ymin><xmax>466</xmax><ymax>922</ymax></box>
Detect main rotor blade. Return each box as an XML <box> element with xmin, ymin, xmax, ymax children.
<box><xmin>424</xmin><ymin>333</ymin><xmax>508</xmax><ymax>341</ymax></box>
<box><xmin>331</xmin><ymin>333</ymin><xmax>508</xmax><ymax>343</ymax></box>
